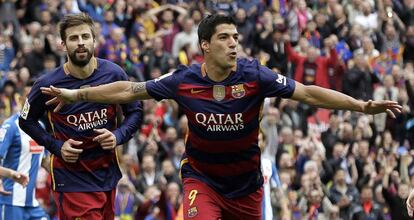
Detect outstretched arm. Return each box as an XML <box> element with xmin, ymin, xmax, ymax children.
<box><xmin>291</xmin><ymin>82</ymin><xmax>402</xmax><ymax>117</ymax></box>
<box><xmin>41</xmin><ymin>81</ymin><xmax>152</xmax><ymax>112</ymax></box>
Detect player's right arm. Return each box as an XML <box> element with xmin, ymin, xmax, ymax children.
<box><xmin>42</xmin><ymin>70</ymin><xmax>179</xmax><ymax>112</ymax></box>
<box><xmin>41</xmin><ymin>81</ymin><xmax>151</xmax><ymax>112</ymax></box>
<box><xmin>19</xmin><ymin>79</ymin><xmax>66</xmax><ymax>158</ymax></box>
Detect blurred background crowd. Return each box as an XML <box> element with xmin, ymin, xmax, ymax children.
<box><xmin>0</xmin><ymin>0</ymin><xmax>414</xmax><ymax>219</ymax></box>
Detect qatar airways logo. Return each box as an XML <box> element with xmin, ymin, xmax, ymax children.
<box><xmin>66</xmin><ymin>109</ymin><xmax>108</xmax><ymax>131</ymax></box>
<box><xmin>195</xmin><ymin>113</ymin><xmax>244</xmax><ymax>131</ymax></box>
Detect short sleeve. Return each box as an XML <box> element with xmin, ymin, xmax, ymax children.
<box><xmin>145</xmin><ymin>71</ymin><xmax>179</xmax><ymax>101</ymax></box>
<box><xmin>258</xmin><ymin>65</ymin><xmax>296</xmax><ymax>98</ymax></box>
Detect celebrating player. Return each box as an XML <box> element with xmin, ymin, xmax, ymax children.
<box><xmin>41</xmin><ymin>14</ymin><xmax>401</xmax><ymax>219</ymax></box>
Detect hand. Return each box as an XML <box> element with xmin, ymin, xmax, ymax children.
<box><xmin>61</xmin><ymin>139</ymin><xmax>83</xmax><ymax>163</ymax></box>
<box><xmin>407</xmin><ymin>189</ymin><xmax>414</xmax><ymax>216</ymax></box>
<box><xmin>10</xmin><ymin>171</ymin><xmax>29</xmax><ymax>187</ymax></box>
<box><xmin>41</xmin><ymin>86</ymin><xmax>79</xmax><ymax>112</ymax></box>
<box><xmin>362</xmin><ymin>100</ymin><xmax>402</xmax><ymax>118</ymax></box>
<box><xmin>0</xmin><ymin>181</ymin><xmax>10</xmax><ymax>195</ymax></box>
<box><xmin>93</xmin><ymin>128</ymin><xmax>117</xmax><ymax>150</ymax></box>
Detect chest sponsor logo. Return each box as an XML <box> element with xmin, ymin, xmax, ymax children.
<box><xmin>213</xmin><ymin>85</ymin><xmax>225</xmax><ymax>101</ymax></box>
<box><xmin>231</xmin><ymin>84</ymin><xmax>245</xmax><ymax>98</ymax></box>
<box><xmin>29</xmin><ymin>139</ymin><xmax>44</xmax><ymax>154</ymax></box>
<box><xmin>195</xmin><ymin>113</ymin><xmax>244</xmax><ymax>131</ymax></box>
<box><xmin>66</xmin><ymin>109</ymin><xmax>108</xmax><ymax>131</ymax></box>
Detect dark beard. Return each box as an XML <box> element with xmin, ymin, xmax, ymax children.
<box><xmin>68</xmin><ymin>49</ymin><xmax>93</xmax><ymax>67</ymax></box>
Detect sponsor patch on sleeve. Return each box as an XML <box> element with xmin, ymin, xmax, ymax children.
<box><xmin>21</xmin><ymin>98</ymin><xmax>30</xmax><ymax>120</ymax></box>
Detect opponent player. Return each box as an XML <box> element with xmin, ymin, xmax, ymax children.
<box><xmin>0</xmin><ymin>82</ymin><xmax>49</xmax><ymax>220</ymax></box>
<box><xmin>42</xmin><ymin>14</ymin><xmax>401</xmax><ymax>219</ymax></box>
<box><xmin>19</xmin><ymin>13</ymin><xmax>142</xmax><ymax>219</ymax></box>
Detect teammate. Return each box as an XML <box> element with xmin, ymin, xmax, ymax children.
<box><xmin>18</xmin><ymin>13</ymin><xmax>142</xmax><ymax>219</ymax></box>
<box><xmin>0</xmin><ymin>82</ymin><xmax>49</xmax><ymax>220</ymax></box>
<box><xmin>42</xmin><ymin>14</ymin><xmax>401</xmax><ymax>219</ymax></box>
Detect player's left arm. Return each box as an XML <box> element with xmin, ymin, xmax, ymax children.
<box><xmin>112</xmin><ymin>101</ymin><xmax>142</xmax><ymax>145</ymax></box>
<box><xmin>290</xmin><ymin>81</ymin><xmax>402</xmax><ymax>117</ymax></box>
<box><xmin>41</xmin><ymin>156</ymin><xmax>50</xmax><ymax>173</ymax></box>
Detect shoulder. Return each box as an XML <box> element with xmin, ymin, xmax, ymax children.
<box><xmin>237</xmin><ymin>58</ymin><xmax>260</xmax><ymax>70</ymax></box>
<box><xmin>179</xmin><ymin>64</ymin><xmax>201</xmax><ymax>79</ymax></box>
<box><xmin>97</xmin><ymin>58</ymin><xmax>125</xmax><ymax>73</ymax></box>
<box><xmin>97</xmin><ymin>58</ymin><xmax>127</xmax><ymax>79</ymax></box>
<box><xmin>35</xmin><ymin>67</ymin><xmax>65</xmax><ymax>87</ymax></box>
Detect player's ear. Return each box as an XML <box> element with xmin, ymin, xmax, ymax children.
<box><xmin>61</xmin><ymin>41</ymin><xmax>66</xmax><ymax>51</ymax></box>
<box><xmin>201</xmin><ymin>40</ymin><xmax>210</xmax><ymax>53</ymax></box>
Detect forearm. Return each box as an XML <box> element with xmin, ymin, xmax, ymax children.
<box><xmin>113</xmin><ymin>102</ymin><xmax>143</xmax><ymax>145</ymax></box>
<box><xmin>19</xmin><ymin>118</ymin><xmax>64</xmax><ymax>157</ymax></box>
<box><xmin>77</xmin><ymin>81</ymin><xmax>151</xmax><ymax>104</ymax></box>
<box><xmin>293</xmin><ymin>84</ymin><xmax>364</xmax><ymax>112</ymax></box>
<box><xmin>0</xmin><ymin>167</ymin><xmax>13</xmax><ymax>179</ymax></box>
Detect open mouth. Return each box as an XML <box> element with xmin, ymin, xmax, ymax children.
<box><xmin>228</xmin><ymin>52</ymin><xmax>237</xmax><ymax>58</ymax></box>
<box><xmin>76</xmin><ymin>48</ymin><xmax>88</xmax><ymax>54</ymax></box>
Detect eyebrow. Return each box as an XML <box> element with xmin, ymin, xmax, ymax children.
<box><xmin>217</xmin><ymin>33</ymin><xmax>239</xmax><ymax>37</ymax></box>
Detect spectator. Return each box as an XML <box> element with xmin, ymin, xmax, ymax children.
<box><xmin>329</xmin><ymin>169</ymin><xmax>360</xmax><ymax>220</ymax></box>
<box><xmin>351</xmin><ymin>185</ymin><xmax>385</xmax><ymax>220</ymax></box>
<box><xmin>285</xmin><ymin>35</ymin><xmax>339</xmax><ymax>88</ymax></box>
<box><xmin>342</xmin><ymin>53</ymin><xmax>380</xmax><ymax>100</ymax></box>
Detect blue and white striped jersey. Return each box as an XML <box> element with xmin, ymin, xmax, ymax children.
<box><xmin>261</xmin><ymin>157</ymin><xmax>281</xmax><ymax>220</ymax></box>
<box><xmin>0</xmin><ymin>113</ymin><xmax>45</xmax><ymax>207</ymax></box>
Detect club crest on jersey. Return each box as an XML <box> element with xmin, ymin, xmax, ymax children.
<box><xmin>188</xmin><ymin>207</ymin><xmax>198</xmax><ymax>218</ymax></box>
<box><xmin>231</xmin><ymin>84</ymin><xmax>245</xmax><ymax>98</ymax></box>
<box><xmin>213</xmin><ymin>85</ymin><xmax>225</xmax><ymax>101</ymax></box>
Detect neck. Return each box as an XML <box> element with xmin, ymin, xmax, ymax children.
<box><xmin>66</xmin><ymin>57</ymin><xmax>96</xmax><ymax>79</ymax></box>
<box><xmin>204</xmin><ymin>60</ymin><xmax>233</xmax><ymax>82</ymax></box>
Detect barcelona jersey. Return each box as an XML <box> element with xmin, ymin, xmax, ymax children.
<box><xmin>19</xmin><ymin>58</ymin><xmax>142</xmax><ymax>192</ymax></box>
<box><xmin>146</xmin><ymin>58</ymin><xmax>295</xmax><ymax>198</ymax></box>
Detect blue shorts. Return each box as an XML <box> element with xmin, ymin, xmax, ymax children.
<box><xmin>0</xmin><ymin>204</ymin><xmax>49</xmax><ymax>220</ymax></box>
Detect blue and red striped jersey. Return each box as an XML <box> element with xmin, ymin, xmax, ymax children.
<box><xmin>146</xmin><ymin>58</ymin><xmax>295</xmax><ymax>198</ymax></box>
<box><xmin>19</xmin><ymin>58</ymin><xmax>142</xmax><ymax>192</ymax></box>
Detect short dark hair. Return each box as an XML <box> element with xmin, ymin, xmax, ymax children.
<box><xmin>197</xmin><ymin>14</ymin><xmax>236</xmax><ymax>47</ymax></box>
<box><xmin>59</xmin><ymin>13</ymin><xmax>95</xmax><ymax>42</ymax></box>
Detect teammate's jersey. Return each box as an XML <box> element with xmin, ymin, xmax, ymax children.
<box><xmin>146</xmin><ymin>58</ymin><xmax>295</xmax><ymax>198</ymax></box>
<box><xmin>20</xmin><ymin>58</ymin><xmax>142</xmax><ymax>192</ymax></box>
<box><xmin>0</xmin><ymin>113</ymin><xmax>45</xmax><ymax>207</ymax></box>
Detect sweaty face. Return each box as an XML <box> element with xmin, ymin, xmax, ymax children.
<box><xmin>64</xmin><ymin>24</ymin><xmax>95</xmax><ymax>67</ymax></box>
<box><xmin>205</xmin><ymin>24</ymin><xmax>238</xmax><ymax>69</ymax></box>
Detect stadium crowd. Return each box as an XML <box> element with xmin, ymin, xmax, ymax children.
<box><xmin>0</xmin><ymin>0</ymin><xmax>414</xmax><ymax>219</ymax></box>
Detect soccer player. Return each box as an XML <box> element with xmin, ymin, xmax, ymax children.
<box><xmin>0</xmin><ymin>82</ymin><xmax>49</xmax><ymax>220</ymax></box>
<box><xmin>18</xmin><ymin>13</ymin><xmax>142</xmax><ymax>219</ymax></box>
<box><xmin>42</xmin><ymin>14</ymin><xmax>401</xmax><ymax>219</ymax></box>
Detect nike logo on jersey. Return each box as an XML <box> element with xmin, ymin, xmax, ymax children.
<box><xmin>191</xmin><ymin>88</ymin><xmax>205</xmax><ymax>94</ymax></box>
